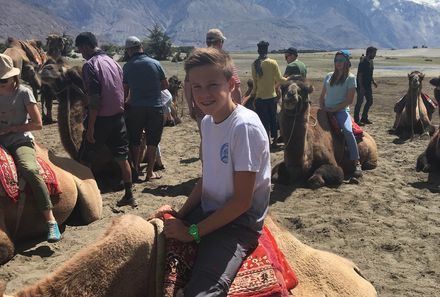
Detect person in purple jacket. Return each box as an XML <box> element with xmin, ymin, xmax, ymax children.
<box><xmin>74</xmin><ymin>32</ymin><xmax>136</xmax><ymax>207</ymax></box>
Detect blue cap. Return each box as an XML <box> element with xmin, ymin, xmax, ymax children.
<box><xmin>337</xmin><ymin>49</ymin><xmax>351</xmax><ymax>60</ymax></box>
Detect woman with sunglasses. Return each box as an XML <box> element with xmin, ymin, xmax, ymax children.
<box><xmin>318</xmin><ymin>50</ymin><xmax>362</xmax><ymax>178</ymax></box>
<box><xmin>0</xmin><ymin>53</ymin><xmax>61</xmax><ymax>242</ymax></box>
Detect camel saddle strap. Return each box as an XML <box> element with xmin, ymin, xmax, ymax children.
<box><xmin>0</xmin><ymin>145</ymin><xmax>62</xmax><ymax>203</ymax></box>
<box><xmin>162</xmin><ymin>219</ymin><xmax>298</xmax><ymax>297</ymax></box>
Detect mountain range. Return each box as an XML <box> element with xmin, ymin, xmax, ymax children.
<box><xmin>2</xmin><ymin>0</ymin><xmax>440</xmax><ymax>50</ymax></box>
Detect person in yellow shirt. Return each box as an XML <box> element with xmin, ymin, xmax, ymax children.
<box><xmin>251</xmin><ymin>41</ymin><xmax>287</xmax><ymax>148</ymax></box>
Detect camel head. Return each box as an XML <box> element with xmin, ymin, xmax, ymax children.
<box><xmin>281</xmin><ymin>77</ymin><xmax>314</xmax><ymax>111</ymax></box>
<box><xmin>22</xmin><ymin>61</ymin><xmax>42</xmax><ymax>89</ymax></box>
<box><xmin>40</xmin><ymin>59</ymin><xmax>82</xmax><ymax>94</ymax></box>
<box><xmin>407</xmin><ymin>71</ymin><xmax>424</xmax><ymax>90</ymax></box>
<box><xmin>168</xmin><ymin>75</ymin><xmax>182</xmax><ymax>98</ymax></box>
<box><xmin>46</xmin><ymin>34</ymin><xmax>65</xmax><ymax>58</ymax></box>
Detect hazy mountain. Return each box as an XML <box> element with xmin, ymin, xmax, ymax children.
<box><xmin>0</xmin><ymin>0</ymin><xmax>76</xmax><ymax>43</ymax></box>
<box><xmin>3</xmin><ymin>0</ymin><xmax>440</xmax><ymax>50</ymax></box>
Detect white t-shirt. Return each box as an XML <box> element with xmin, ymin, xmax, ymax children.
<box><xmin>160</xmin><ymin>89</ymin><xmax>173</xmax><ymax>105</ymax></box>
<box><xmin>200</xmin><ymin>105</ymin><xmax>271</xmax><ymax>232</ymax></box>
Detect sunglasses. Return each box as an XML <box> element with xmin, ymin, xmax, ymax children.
<box><xmin>0</xmin><ymin>78</ymin><xmax>10</xmax><ymax>84</ymax></box>
<box><xmin>334</xmin><ymin>57</ymin><xmax>347</xmax><ymax>63</ymax></box>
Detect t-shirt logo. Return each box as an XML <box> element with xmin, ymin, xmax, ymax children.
<box><xmin>220</xmin><ymin>143</ymin><xmax>229</xmax><ymax>164</ymax></box>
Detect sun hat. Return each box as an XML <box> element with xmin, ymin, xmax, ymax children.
<box><xmin>125</xmin><ymin>36</ymin><xmax>142</xmax><ymax>49</ymax></box>
<box><xmin>206</xmin><ymin>29</ymin><xmax>227</xmax><ymax>43</ymax></box>
<box><xmin>0</xmin><ymin>54</ymin><xmax>20</xmax><ymax>80</ymax></box>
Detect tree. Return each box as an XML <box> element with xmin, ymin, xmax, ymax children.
<box><xmin>143</xmin><ymin>23</ymin><xmax>172</xmax><ymax>61</ymax></box>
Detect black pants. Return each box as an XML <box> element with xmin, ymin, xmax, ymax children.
<box><xmin>354</xmin><ymin>86</ymin><xmax>373</xmax><ymax>122</ymax></box>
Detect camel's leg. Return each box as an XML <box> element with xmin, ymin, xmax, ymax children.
<box><xmin>416</xmin><ymin>151</ymin><xmax>430</xmax><ymax>172</ymax></box>
<box><xmin>308</xmin><ymin>164</ymin><xmax>344</xmax><ymax>189</ymax></box>
<box><xmin>0</xmin><ymin>210</ymin><xmax>14</xmax><ymax>265</ymax></box>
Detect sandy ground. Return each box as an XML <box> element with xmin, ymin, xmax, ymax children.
<box><xmin>1</xmin><ymin>58</ymin><xmax>440</xmax><ymax>296</ymax></box>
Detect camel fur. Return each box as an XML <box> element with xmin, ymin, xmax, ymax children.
<box><xmin>0</xmin><ymin>144</ymin><xmax>102</xmax><ymax>265</ymax></box>
<box><xmin>275</xmin><ymin>78</ymin><xmax>378</xmax><ymax>188</ymax></box>
<box><xmin>1</xmin><ymin>214</ymin><xmax>377</xmax><ymax>297</ymax></box>
<box><xmin>392</xmin><ymin>71</ymin><xmax>436</xmax><ymax>138</ymax></box>
<box><xmin>2</xmin><ymin>38</ymin><xmax>46</xmax><ymax>100</ymax></box>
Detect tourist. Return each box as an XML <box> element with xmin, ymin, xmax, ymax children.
<box><xmin>74</xmin><ymin>32</ymin><xmax>136</xmax><ymax>207</ymax></box>
<box><xmin>319</xmin><ymin>50</ymin><xmax>362</xmax><ymax>178</ymax></box>
<box><xmin>284</xmin><ymin>47</ymin><xmax>307</xmax><ymax>78</ymax></box>
<box><xmin>0</xmin><ymin>53</ymin><xmax>61</xmax><ymax>242</ymax></box>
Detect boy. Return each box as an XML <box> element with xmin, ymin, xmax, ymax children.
<box><xmin>151</xmin><ymin>47</ymin><xmax>271</xmax><ymax>296</ymax></box>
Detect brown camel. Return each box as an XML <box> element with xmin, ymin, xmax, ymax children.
<box><xmin>416</xmin><ymin>130</ymin><xmax>440</xmax><ymax>190</ymax></box>
<box><xmin>40</xmin><ymin>34</ymin><xmax>67</xmax><ymax>124</ymax></box>
<box><xmin>2</xmin><ymin>37</ymin><xmax>46</xmax><ymax>100</ymax></box>
<box><xmin>0</xmin><ymin>144</ymin><xmax>102</xmax><ymax>265</ymax></box>
<box><xmin>0</xmin><ymin>214</ymin><xmax>377</xmax><ymax>297</ymax></box>
<box><xmin>429</xmin><ymin>76</ymin><xmax>440</xmax><ymax>108</ymax></box>
<box><xmin>391</xmin><ymin>71</ymin><xmax>436</xmax><ymax>138</ymax></box>
<box><xmin>39</xmin><ymin>60</ymin><xmax>125</xmax><ymax>190</ymax></box>
<box><xmin>274</xmin><ymin>78</ymin><xmax>378</xmax><ymax>188</ymax></box>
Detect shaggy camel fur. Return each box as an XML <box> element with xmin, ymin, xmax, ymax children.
<box><xmin>416</xmin><ymin>130</ymin><xmax>440</xmax><ymax>190</ymax></box>
<box><xmin>275</xmin><ymin>78</ymin><xmax>378</xmax><ymax>188</ymax></box>
<box><xmin>1</xmin><ymin>214</ymin><xmax>377</xmax><ymax>297</ymax></box>
<box><xmin>392</xmin><ymin>71</ymin><xmax>436</xmax><ymax>138</ymax></box>
<box><xmin>2</xmin><ymin>38</ymin><xmax>45</xmax><ymax>100</ymax></box>
<box><xmin>39</xmin><ymin>61</ymin><xmax>123</xmax><ymax>190</ymax></box>
<box><xmin>0</xmin><ymin>144</ymin><xmax>102</xmax><ymax>264</ymax></box>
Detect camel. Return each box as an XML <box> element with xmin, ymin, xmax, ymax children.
<box><xmin>274</xmin><ymin>78</ymin><xmax>378</xmax><ymax>188</ymax></box>
<box><xmin>429</xmin><ymin>76</ymin><xmax>440</xmax><ymax>106</ymax></box>
<box><xmin>167</xmin><ymin>75</ymin><xmax>182</xmax><ymax>125</ymax></box>
<box><xmin>0</xmin><ymin>214</ymin><xmax>377</xmax><ymax>297</ymax></box>
<box><xmin>416</xmin><ymin>130</ymin><xmax>440</xmax><ymax>190</ymax></box>
<box><xmin>40</xmin><ymin>34</ymin><xmax>67</xmax><ymax>124</ymax></box>
<box><xmin>2</xmin><ymin>37</ymin><xmax>46</xmax><ymax>100</ymax></box>
<box><xmin>39</xmin><ymin>60</ymin><xmax>125</xmax><ymax>190</ymax></box>
<box><xmin>390</xmin><ymin>71</ymin><xmax>436</xmax><ymax>139</ymax></box>
<box><xmin>0</xmin><ymin>144</ymin><xmax>102</xmax><ymax>265</ymax></box>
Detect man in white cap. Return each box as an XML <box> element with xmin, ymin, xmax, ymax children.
<box><xmin>123</xmin><ymin>36</ymin><xmax>169</xmax><ymax>182</ymax></box>
<box><xmin>184</xmin><ymin>28</ymin><xmax>242</xmax><ymax>157</ymax></box>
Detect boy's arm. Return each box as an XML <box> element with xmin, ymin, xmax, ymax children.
<box><xmin>177</xmin><ymin>178</ymin><xmax>203</xmax><ymax>219</ymax></box>
<box><xmin>164</xmin><ymin>172</ymin><xmax>256</xmax><ymax>242</ymax></box>
<box><xmin>197</xmin><ymin>171</ymin><xmax>256</xmax><ymax>237</ymax></box>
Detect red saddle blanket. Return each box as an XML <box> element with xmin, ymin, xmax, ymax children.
<box><xmin>328</xmin><ymin>113</ymin><xmax>363</xmax><ymax>139</ymax></box>
<box><xmin>163</xmin><ymin>220</ymin><xmax>298</xmax><ymax>297</ymax></box>
<box><xmin>0</xmin><ymin>145</ymin><xmax>61</xmax><ymax>203</ymax></box>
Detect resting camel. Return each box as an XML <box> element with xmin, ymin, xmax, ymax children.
<box><xmin>390</xmin><ymin>71</ymin><xmax>436</xmax><ymax>138</ymax></box>
<box><xmin>0</xmin><ymin>144</ymin><xmax>102</xmax><ymax>265</ymax></box>
<box><xmin>274</xmin><ymin>78</ymin><xmax>378</xmax><ymax>188</ymax></box>
<box><xmin>2</xmin><ymin>37</ymin><xmax>46</xmax><ymax>100</ymax></box>
<box><xmin>39</xmin><ymin>60</ymin><xmax>124</xmax><ymax>190</ymax></box>
<box><xmin>416</xmin><ymin>130</ymin><xmax>440</xmax><ymax>190</ymax></box>
<box><xmin>0</xmin><ymin>214</ymin><xmax>377</xmax><ymax>297</ymax></box>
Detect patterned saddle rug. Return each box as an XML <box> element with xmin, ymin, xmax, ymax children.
<box><xmin>327</xmin><ymin>113</ymin><xmax>364</xmax><ymax>141</ymax></box>
<box><xmin>0</xmin><ymin>145</ymin><xmax>61</xmax><ymax>203</ymax></box>
<box><xmin>162</xmin><ymin>216</ymin><xmax>298</xmax><ymax>297</ymax></box>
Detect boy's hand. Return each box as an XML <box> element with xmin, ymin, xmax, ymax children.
<box><xmin>163</xmin><ymin>217</ymin><xmax>193</xmax><ymax>242</ymax></box>
<box><xmin>147</xmin><ymin>204</ymin><xmax>177</xmax><ymax>220</ymax></box>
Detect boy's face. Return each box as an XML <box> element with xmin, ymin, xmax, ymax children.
<box><xmin>188</xmin><ymin>64</ymin><xmax>235</xmax><ymax>122</ymax></box>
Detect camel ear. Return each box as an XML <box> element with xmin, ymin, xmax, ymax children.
<box><xmin>430</xmin><ymin>77</ymin><xmax>440</xmax><ymax>87</ymax></box>
<box><xmin>420</xmin><ymin>73</ymin><xmax>425</xmax><ymax>80</ymax></box>
<box><xmin>408</xmin><ymin>73</ymin><xmax>411</xmax><ymax>78</ymax></box>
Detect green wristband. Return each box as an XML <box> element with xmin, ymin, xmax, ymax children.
<box><xmin>188</xmin><ymin>224</ymin><xmax>201</xmax><ymax>244</ymax></box>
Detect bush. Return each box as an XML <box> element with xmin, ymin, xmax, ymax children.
<box><xmin>143</xmin><ymin>23</ymin><xmax>172</xmax><ymax>61</ymax></box>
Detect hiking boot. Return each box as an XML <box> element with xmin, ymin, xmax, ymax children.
<box><xmin>116</xmin><ymin>195</ymin><xmax>138</xmax><ymax>207</ymax></box>
<box><xmin>47</xmin><ymin>221</ymin><xmax>61</xmax><ymax>243</ymax></box>
<box><xmin>353</xmin><ymin>164</ymin><xmax>363</xmax><ymax>178</ymax></box>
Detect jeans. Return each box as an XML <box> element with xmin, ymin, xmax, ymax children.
<box><xmin>255</xmin><ymin>97</ymin><xmax>278</xmax><ymax>140</ymax></box>
<box><xmin>354</xmin><ymin>86</ymin><xmax>373</xmax><ymax>122</ymax></box>
<box><xmin>183</xmin><ymin>206</ymin><xmax>259</xmax><ymax>297</ymax></box>
<box><xmin>334</xmin><ymin>110</ymin><xmax>360</xmax><ymax>161</ymax></box>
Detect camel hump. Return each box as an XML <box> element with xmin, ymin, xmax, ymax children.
<box><xmin>18</xmin><ymin>40</ymin><xmax>44</xmax><ymax>66</ymax></box>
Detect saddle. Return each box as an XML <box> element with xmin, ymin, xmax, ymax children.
<box><xmin>0</xmin><ymin>145</ymin><xmax>61</xmax><ymax>203</ymax></box>
<box><xmin>327</xmin><ymin>113</ymin><xmax>363</xmax><ymax>141</ymax></box>
<box><xmin>162</xmin><ymin>217</ymin><xmax>298</xmax><ymax>297</ymax></box>
<box><xmin>394</xmin><ymin>92</ymin><xmax>438</xmax><ymax>114</ymax></box>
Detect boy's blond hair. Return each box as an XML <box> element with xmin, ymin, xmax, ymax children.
<box><xmin>184</xmin><ymin>47</ymin><xmax>233</xmax><ymax>80</ymax></box>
